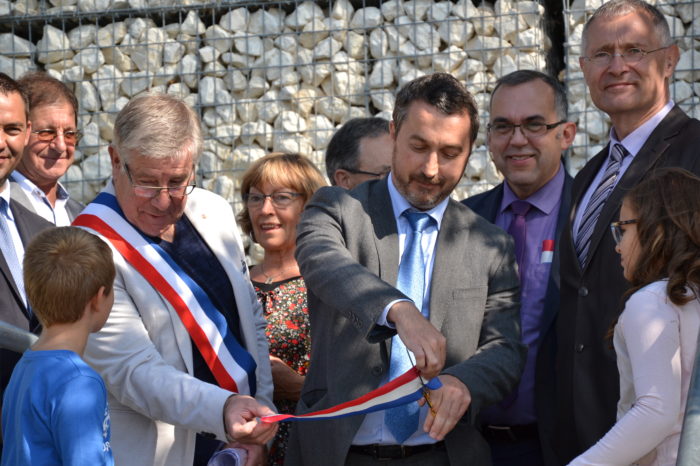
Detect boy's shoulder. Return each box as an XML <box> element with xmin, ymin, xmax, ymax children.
<box><xmin>18</xmin><ymin>349</ymin><xmax>104</xmax><ymax>387</ymax></box>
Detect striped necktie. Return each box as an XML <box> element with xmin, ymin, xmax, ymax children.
<box><xmin>575</xmin><ymin>143</ymin><xmax>628</xmax><ymax>267</ymax></box>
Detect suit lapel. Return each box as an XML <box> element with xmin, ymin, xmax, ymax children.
<box><xmin>368</xmin><ymin>179</ymin><xmax>400</xmax><ymax>287</ymax></box>
<box><xmin>582</xmin><ymin>107</ymin><xmax>687</xmax><ymax>270</ymax></box>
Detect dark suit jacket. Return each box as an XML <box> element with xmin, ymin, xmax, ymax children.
<box><xmin>463</xmin><ymin>170</ymin><xmax>572</xmax><ymax>466</ymax></box>
<box><xmin>555</xmin><ymin>105</ymin><xmax>700</xmax><ymax>463</ymax></box>
<box><xmin>0</xmin><ymin>199</ymin><xmax>53</xmax><ymax>400</ymax></box>
<box><xmin>286</xmin><ymin>178</ymin><xmax>526</xmax><ymax>466</ymax></box>
<box><xmin>10</xmin><ymin>179</ymin><xmax>84</xmax><ymax>222</ymax></box>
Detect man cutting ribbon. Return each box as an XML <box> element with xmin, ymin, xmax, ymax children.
<box><xmin>77</xmin><ymin>94</ymin><xmax>276</xmax><ymax>466</ymax></box>
<box><xmin>287</xmin><ymin>73</ymin><xmax>526</xmax><ymax>466</ymax></box>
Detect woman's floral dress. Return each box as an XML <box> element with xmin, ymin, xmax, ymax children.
<box><xmin>252</xmin><ymin>276</ymin><xmax>310</xmax><ymax>466</ymax></box>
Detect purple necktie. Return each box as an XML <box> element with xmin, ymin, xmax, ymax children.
<box><xmin>507</xmin><ymin>200</ymin><xmax>532</xmax><ymax>275</ymax></box>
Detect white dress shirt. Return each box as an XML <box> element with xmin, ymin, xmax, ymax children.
<box><xmin>10</xmin><ymin>171</ymin><xmax>72</xmax><ymax>226</ymax></box>
<box><xmin>0</xmin><ymin>181</ymin><xmax>27</xmax><ymax>304</ymax></box>
<box><xmin>353</xmin><ymin>173</ymin><xmax>449</xmax><ymax>446</ymax></box>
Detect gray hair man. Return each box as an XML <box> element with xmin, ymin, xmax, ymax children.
<box><xmin>556</xmin><ymin>0</ymin><xmax>700</xmax><ymax>462</ymax></box>
<box><xmin>79</xmin><ymin>93</ymin><xmax>276</xmax><ymax>466</ymax></box>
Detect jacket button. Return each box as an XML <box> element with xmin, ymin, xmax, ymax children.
<box><xmin>578</xmin><ymin>287</ymin><xmax>588</xmax><ymax>297</ymax></box>
<box><xmin>371</xmin><ymin>366</ymin><xmax>383</xmax><ymax>376</ymax></box>
<box><xmin>576</xmin><ymin>344</ymin><xmax>585</xmax><ymax>353</ymax></box>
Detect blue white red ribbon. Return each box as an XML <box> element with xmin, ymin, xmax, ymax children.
<box><xmin>261</xmin><ymin>367</ymin><xmax>441</xmax><ymax>423</ymax></box>
<box><xmin>73</xmin><ymin>191</ymin><xmax>257</xmax><ymax>396</ymax></box>
<box><xmin>540</xmin><ymin>239</ymin><xmax>554</xmax><ymax>264</ymax></box>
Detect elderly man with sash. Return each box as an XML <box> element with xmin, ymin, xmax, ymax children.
<box><xmin>76</xmin><ymin>93</ymin><xmax>276</xmax><ymax>466</ymax></box>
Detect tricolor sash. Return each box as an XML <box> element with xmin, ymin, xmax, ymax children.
<box><xmin>74</xmin><ymin>192</ymin><xmax>257</xmax><ymax>395</ymax></box>
<box><xmin>261</xmin><ymin>368</ymin><xmax>441</xmax><ymax>423</ymax></box>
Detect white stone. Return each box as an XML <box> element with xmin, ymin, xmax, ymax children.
<box><xmin>181</xmin><ymin>11</ymin><xmax>206</xmax><ymax>36</ymax></box>
<box><xmin>234</xmin><ymin>33</ymin><xmax>264</xmax><ymax>56</ymax></box>
<box><xmin>222</xmin><ymin>69</ymin><xmax>246</xmax><ymax>93</ymax></box>
<box><xmin>199</xmin><ymin>151</ymin><xmax>220</xmax><ymax>174</ymax></box>
<box><xmin>350</xmin><ymin>7</ymin><xmax>383</xmax><ymax>29</ymax></box>
<box><xmin>384</xmin><ymin>25</ymin><xmax>406</xmax><ymax>53</ymax></box>
<box><xmin>127</xmin><ymin>17</ymin><xmax>155</xmax><ymax>41</ymax></box>
<box><xmin>0</xmin><ymin>0</ymin><xmax>10</xmax><ymax>14</ymax></box>
<box><xmin>248</xmin><ymin>9</ymin><xmax>282</xmax><ymax>35</ymax></box>
<box><xmin>675</xmin><ymin>2</ymin><xmax>695</xmax><ymax>24</ymax></box>
<box><xmin>36</xmin><ymin>25</ymin><xmax>74</xmax><ymax>64</ymax></box>
<box><xmin>0</xmin><ymin>35</ymin><xmax>32</xmax><ymax>61</ymax></box>
<box><xmin>163</xmin><ymin>39</ymin><xmax>185</xmax><ymax>64</ymax></box>
<box><xmin>452</xmin><ymin>0</ymin><xmax>480</xmax><ymax>19</ymax></box>
<box><xmin>369</xmin><ymin>29</ymin><xmax>388</xmax><ymax>59</ymax></box>
<box><xmin>162</xmin><ymin>23</ymin><xmax>180</xmax><ymax>38</ymax></box>
<box><xmin>273</xmin><ymin>134</ymin><xmax>313</xmax><ymax>155</ymax></box>
<box><xmin>438</xmin><ymin>17</ymin><xmax>474</xmax><ymax>47</ymax></box>
<box><xmin>671</xmin><ymin>80</ymin><xmax>694</xmax><ymax>103</ymax></box>
<box><xmin>567</xmin><ymin>80</ymin><xmax>588</xmax><ymax>103</ymax></box>
<box><xmin>96</xmin><ymin>22</ymin><xmax>126</xmax><ymax>48</ymax></box>
<box><xmin>93</xmin><ymin>65</ymin><xmax>123</xmax><ymax>110</ymax></box>
<box><xmin>166</xmin><ymin>82</ymin><xmax>190</xmax><ymax>99</ymax></box>
<box><xmin>314</xmin><ymin>37</ymin><xmax>343</xmax><ymax>59</ymax></box>
<box><xmin>434</xmin><ymin>45</ymin><xmax>467</xmax><ymax>72</ymax></box>
<box><xmin>428</xmin><ymin>1</ymin><xmax>452</xmax><ymax>21</ymax></box>
<box><xmin>256</xmin><ymin>89</ymin><xmax>283</xmax><ymax>123</ymax></box>
<box><xmin>63</xmin><ymin>65</ymin><xmax>84</xmax><ymax>82</ymax></box>
<box><xmin>263</xmin><ymin>49</ymin><xmax>295</xmax><ymax>82</ymax></box>
<box><xmin>331</xmin><ymin>0</ymin><xmax>354</xmax><ymax>21</ymax></box>
<box><xmin>121</xmin><ymin>71</ymin><xmax>153</xmax><ymax>97</ymax></box>
<box><xmin>95</xmin><ymin>112</ymin><xmax>115</xmax><ymax>141</ymax></box>
<box><xmin>220</xmin><ymin>52</ymin><xmax>248</xmax><ymax>68</ymax></box>
<box><xmin>403</xmin><ymin>0</ymin><xmax>432</xmax><ymax>21</ymax></box>
<box><xmin>344</xmin><ymin>31</ymin><xmax>365</xmax><ymax>59</ymax></box>
<box><xmin>274</xmin><ymin>34</ymin><xmax>298</xmax><ymax>53</ymax></box>
<box><xmin>287</xmin><ymin>1</ymin><xmax>324</xmax><ymax>30</ymax></box>
<box><xmin>215</xmin><ymin>99</ymin><xmax>236</xmax><ymax>122</ymax></box>
<box><xmin>153</xmin><ymin>64</ymin><xmax>179</xmax><ymax>86</ymax></box>
<box><xmin>368</xmin><ymin>59</ymin><xmax>395</xmax><ymax>88</ymax></box>
<box><xmin>341</xmin><ymin>107</ymin><xmax>368</xmax><ymax>123</ymax></box>
<box><xmin>315</xmin><ymin>96</ymin><xmax>351</xmax><ymax>122</ymax></box>
<box><xmin>219</xmin><ymin>8</ymin><xmax>249</xmax><ymax>33</ymax></box>
<box><xmin>73</xmin><ymin>46</ymin><xmax>105</xmax><ymax>74</ymax></box>
<box><xmin>307</xmin><ymin>114</ymin><xmax>335</xmax><ymax>149</ymax></box>
<box><xmin>291</xmin><ymin>87</ymin><xmax>319</xmax><ymax>117</ymax></box>
<box><xmin>274</xmin><ymin>110</ymin><xmax>308</xmax><ymax>134</ymax></box>
<box><xmin>381</xmin><ymin>1</ymin><xmax>404</xmax><ymax>21</ymax></box>
<box><xmin>396</xmin><ymin>64</ymin><xmax>425</xmax><ymax>88</ymax></box>
<box><xmin>205</xmin><ymin>25</ymin><xmax>233</xmax><ymax>54</ymax></box>
<box><xmin>689</xmin><ymin>17</ymin><xmax>700</xmax><ymax>38</ymax></box>
<box><xmin>465</xmin><ymin>36</ymin><xmax>502</xmax><ymax>66</ymax></box>
<box><xmin>0</xmin><ymin>56</ymin><xmax>34</xmax><ymax>79</ymax></box>
<box><xmin>81</xmin><ymin>148</ymin><xmax>111</xmax><ymax>181</ymax></box>
<box><xmin>178</xmin><ymin>54</ymin><xmax>200</xmax><ymax>89</ymax></box>
<box><xmin>67</xmin><ymin>25</ymin><xmax>97</xmax><ymax>50</ymax></box>
<box><xmin>577</xmin><ymin>109</ymin><xmax>610</xmax><ymax>141</ymax></box>
<box><xmin>198</xmin><ymin>45</ymin><xmax>219</xmax><ymax>63</ymax></box>
<box><xmin>298</xmin><ymin>60</ymin><xmax>331</xmax><ymax>87</ymax></box>
<box><xmin>79</xmin><ymin>121</ymin><xmax>101</xmax><ymax>155</ymax></box>
<box><xmin>240</xmin><ymin>121</ymin><xmax>274</xmax><ymax>147</ymax></box>
<box><xmin>235</xmin><ymin>99</ymin><xmax>257</xmax><ymax>123</ymax></box>
<box><xmin>198</xmin><ymin>77</ymin><xmax>227</xmax><ymax>106</ymax></box>
<box><xmin>213</xmin><ymin>124</ymin><xmax>241</xmax><ymax>145</ymax></box>
<box><xmin>677</xmin><ymin>49</ymin><xmax>700</xmax><ymax>82</ymax></box>
<box><xmin>129</xmin><ymin>28</ymin><xmax>165</xmax><ymax>72</ymax></box>
<box><xmin>176</xmin><ymin>33</ymin><xmax>198</xmax><ymax>55</ymax></box>
<box><xmin>102</xmin><ymin>46</ymin><xmax>134</xmax><ymax>72</ymax></box>
<box><xmin>471</xmin><ymin>7</ymin><xmax>496</xmax><ymax>36</ymax></box>
<box><xmin>371</xmin><ymin>89</ymin><xmax>395</xmax><ymax>112</ymax></box>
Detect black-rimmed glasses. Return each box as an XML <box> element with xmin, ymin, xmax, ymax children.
<box><xmin>123</xmin><ymin>163</ymin><xmax>196</xmax><ymax>199</ymax></box>
<box><xmin>487</xmin><ymin>120</ymin><xmax>566</xmax><ymax>139</ymax></box>
<box><xmin>610</xmin><ymin>219</ymin><xmax>637</xmax><ymax>245</ymax></box>
<box><xmin>243</xmin><ymin>192</ymin><xmax>302</xmax><ymax>209</ymax></box>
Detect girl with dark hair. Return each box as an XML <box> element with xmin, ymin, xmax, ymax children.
<box><xmin>570</xmin><ymin>168</ymin><xmax>700</xmax><ymax>465</ymax></box>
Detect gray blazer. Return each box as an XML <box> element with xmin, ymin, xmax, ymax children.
<box><xmin>10</xmin><ymin>179</ymin><xmax>84</xmax><ymax>223</ymax></box>
<box><xmin>286</xmin><ymin>178</ymin><xmax>526</xmax><ymax>466</ymax></box>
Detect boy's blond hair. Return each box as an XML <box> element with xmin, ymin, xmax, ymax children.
<box><xmin>23</xmin><ymin>227</ymin><xmax>115</xmax><ymax>327</ymax></box>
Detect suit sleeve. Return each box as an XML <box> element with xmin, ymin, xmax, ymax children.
<box><xmin>295</xmin><ymin>186</ymin><xmax>406</xmax><ymax>341</ymax></box>
<box><xmin>441</xmin><ymin>230</ymin><xmax>526</xmax><ymax>413</ymax></box>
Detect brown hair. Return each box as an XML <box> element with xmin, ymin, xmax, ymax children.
<box><xmin>0</xmin><ymin>72</ymin><xmax>29</xmax><ymax>121</ymax></box>
<box><xmin>18</xmin><ymin>72</ymin><xmax>78</xmax><ymax>125</ymax></box>
<box><xmin>23</xmin><ymin>227</ymin><xmax>116</xmax><ymax>327</ymax></box>
<box><xmin>237</xmin><ymin>152</ymin><xmax>326</xmax><ymax>236</ymax></box>
<box><xmin>623</xmin><ymin>168</ymin><xmax>700</xmax><ymax>305</ymax></box>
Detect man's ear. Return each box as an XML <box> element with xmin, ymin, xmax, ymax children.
<box><xmin>333</xmin><ymin>169</ymin><xmax>352</xmax><ymax>189</ymax></box>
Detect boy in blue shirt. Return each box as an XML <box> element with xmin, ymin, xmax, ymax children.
<box><xmin>1</xmin><ymin>226</ymin><xmax>115</xmax><ymax>466</ymax></box>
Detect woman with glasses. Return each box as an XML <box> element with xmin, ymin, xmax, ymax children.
<box><xmin>238</xmin><ymin>152</ymin><xmax>326</xmax><ymax>465</ymax></box>
<box><xmin>570</xmin><ymin>168</ymin><xmax>700</xmax><ymax>466</ymax></box>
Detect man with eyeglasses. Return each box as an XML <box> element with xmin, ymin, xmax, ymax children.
<box><xmin>463</xmin><ymin>70</ymin><xmax>575</xmax><ymax>466</ymax></box>
<box><xmin>325</xmin><ymin>117</ymin><xmax>393</xmax><ymax>189</ymax></box>
<box><xmin>75</xmin><ymin>93</ymin><xmax>277</xmax><ymax>466</ymax></box>
<box><xmin>556</xmin><ymin>0</ymin><xmax>700</xmax><ymax>462</ymax></box>
<box><xmin>9</xmin><ymin>72</ymin><xmax>83</xmax><ymax>226</ymax></box>
<box><xmin>0</xmin><ymin>72</ymin><xmax>53</xmax><ymax>456</ymax></box>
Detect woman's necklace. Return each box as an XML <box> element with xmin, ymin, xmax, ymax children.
<box><xmin>261</xmin><ymin>262</ymin><xmax>298</xmax><ymax>284</ymax></box>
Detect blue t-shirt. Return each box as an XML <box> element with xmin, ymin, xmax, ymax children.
<box><xmin>1</xmin><ymin>349</ymin><xmax>113</xmax><ymax>466</ymax></box>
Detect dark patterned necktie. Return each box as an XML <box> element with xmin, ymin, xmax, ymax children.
<box><xmin>575</xmin><ymin>143</ymin><xmax>628</xmax><ymax>267</ymax></box>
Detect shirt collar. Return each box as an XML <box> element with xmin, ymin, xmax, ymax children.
<box><xmin>500</xmin><ymin>161</ymin><xmax>565</xmax><ymax>216</ymax></box>
<box><xmin>387</xmin><ymin>173</ymin><xmax>449</xmax><ymax>229</ymax></box>
<box><xmin>0</xmin><ymin>181</ymin><xmax>11</xmax><ymax>218</ymax></box>
<box><xmin>610</xmin><ymin>100</ymin><xmax>675</xmax><ymax>156</ymax></box>
<box><xmin>11</xmin><ymin>171</ymin><xmax>70</xmax><ymax>201</ymax></box>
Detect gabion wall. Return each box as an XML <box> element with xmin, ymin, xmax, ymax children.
<box><xmin>0</xmin><ymin>0</ymin><xmax>551</xmax><ymax>209</ymax></box>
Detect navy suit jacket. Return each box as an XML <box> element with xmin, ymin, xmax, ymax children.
<box><xmin>463</xmin><ymin>170</ymin><xmax>572</xmax><ymax>466</ymax></box>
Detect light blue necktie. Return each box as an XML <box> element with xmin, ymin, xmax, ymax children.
<box><xmin>0</xmin><ymin>198</ymin><xmax>27</xmax><ymax>307</ymax></box>
<box><xmin>385</xmin><ymin>211</ymin><xmax>434</xmax><ymax>443</ymax></box>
